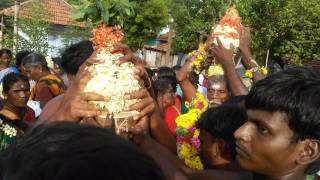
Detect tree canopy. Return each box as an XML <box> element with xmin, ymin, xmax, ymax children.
<box><xmin>70</xmin><ymin>0</ymin><xmax>169</xmax><ymax>49</ymax></box>
<box><xmin>171</xmin><ymin>0</ymin><xmax>320</xmax><ymax>65</ymax></box>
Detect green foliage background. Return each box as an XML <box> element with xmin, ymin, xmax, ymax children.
<box><xmin>171</xmin><ymin>0</ymin><xmax>320</xmax><ymax>65</ymax></box>
<box><xmin>1</xmin><ymin>3</ymin><xmax>51</xmax><ymax>55</ymax></box>
<box><xmin>70</xmin><ymin>0</ymin><xmax>169</xmax><ymax>49</ymax></box>
<box><xmin>123</xmin><ymin>0</ymin><xmax>169</xmax><ymax>49</ymax></box>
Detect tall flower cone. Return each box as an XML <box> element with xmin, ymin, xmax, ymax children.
<box><xmin>84</xmin><ymin>25</ymin><xmax>140</xmax><ymax>138</ymax></box>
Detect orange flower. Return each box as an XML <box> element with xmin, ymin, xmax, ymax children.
<box><xmin>91</xmin><ymin>24</ymin><xmax>124</xmax><ymax>50</ymax></box>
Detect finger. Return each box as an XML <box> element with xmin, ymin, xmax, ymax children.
<box><xmin>216</xmin><ymin>37</ymin><xmax>224</xmax><ymax>48</ymax></box>
<box><xmin>128</xmin><ymin>97</ymin><xmax>153</xmax><ymax>112</ymax></box>
<box><xmin>133</xmin><ymin>75</ymin><xmax>145</xmax><ymax>87</ymax></box>
<box><xmin>230</xmin><ymin>43</ymin><xmax>235</xmax><ymax>51</ymax></box>
<box><xmin>78</xmin><ymin>70</ymin><xmax>93</xmax><ymax>90</ymax></box>
<box><xmin>80</xmin><ymin>117</ymin><xmax>100</xmax><ymax>127</ymax></box>
<box><xmin>81</xmin><ymin>92</ymin><xmax>109</xmax><ymax>102</ymax></box>
<box><xmin>75</xmin><ymin>110</ymin><xmax>104</xmax><ymax>118</ymax></box>
<box><xmin>212</xmin><ymin>48</ymin><xmax>219</xmax><ymax>56</ymax></box>
<box><xmin>112</xmin><ymin>43</ymin><xmax>131</xmax><ymax>55</ymax></box>
<box><xmin>72</xmin><ymin>101</ymin><xmax>104</xmax><ymax>112</ymax></box>
<box><xmin>133</xmin><ymin>67</ymin><xmax>145</xmax><ymax>77</ymax></box>
<box><xmin>124</xmin><ymin>89</ymin><xmax>148</xmax><ymax>100</ymax></box>
<box><xmin>136</xmin><ymin>103</ymin><xmax>155</xmax><ymax>120</ymax></box>
<box><xmin>134</xmin><ymin>116</ymin><xmax>149</xmax><ymax>132</ymax></box>
<box><xmin>78</xmin><ymin>51</ymin><xmax>98</xmax><ymax>72</ymax></box>
<box><xmin>115</xmin><ymin>54</ymin><xmax>137</xmax><ymax>65</ymax></box>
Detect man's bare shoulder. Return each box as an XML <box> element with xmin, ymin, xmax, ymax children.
<box><xmin>37</xmin><ymin>94</ymin><xmax>65</xmax><ymax>124</ymax></box>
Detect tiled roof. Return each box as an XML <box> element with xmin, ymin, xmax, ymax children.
<box><xmin>0</xmin><ymin>0</ymin><xmax>84</xmax><ymax>27</ymax></box>
<box><xmin>304</xmin><ymin>60</ymin><xmax>320</xmax><ymax>69</ymax></box>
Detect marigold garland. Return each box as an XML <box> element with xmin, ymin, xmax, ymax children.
<box><xmin>176</xmin><ymin>92</ymin><xmax>208</xmax><ymax>170</ymax></box>
<box><xmin>244</xmin><ymin>66</ymin><xmax>268</xmax><ymax>79</ymax></box>
<box><xmin>188</xmin><ymin>43</ymin><xmax>206</xmax><ymax>74</ymax></box>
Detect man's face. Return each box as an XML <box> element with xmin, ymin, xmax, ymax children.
<box><xmin>234</xmin><ymin>110</ymin><xmax>303</xmax><ymax>177</ymax></box>
<box><xmin>0</xmin><ymin>53</ymin><xmax>12</xmax><ymax>67</ymax></box>
<box><xmin>207</xmin><ymin>82</ymin><xmax>229</xmax><ymax>107</ymax></box>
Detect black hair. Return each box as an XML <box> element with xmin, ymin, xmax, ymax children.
<box><xmin>0</xmin><ymin>123</ymin><xmax>165</xmax><ymax>180</ymax></box>
<box><xmin>21</xmin><ymin>53</ymin><xmax>48</xmax><ymax>70</ymax></box>
<box><xmin>145</xmin><ymin>67</ymin><xmax>156</xmax><ymax>79</ymax></box>
<box><xmin>2</xmin><ymin>73</ymin><xmax>29</xmax><ymax>94</ymax></box>
<box><xmin>155</xmin><ymin>67</ymin><xmax>178</xmax><ymax>91</ymax></box>
<box><xmin>172</xmin><ymin>65</ymin><xmax>181</xmax><ymax>72</ymax></box>
<box><xmin>223</xmin><ymin>95</ymin><xmax>246</xmax><ymax>108</ymax></box>
<box><xmin>61</xmin><ymin>41</ymin><xmax>94</xmax><ymax>75</ymax></box>
<box><xmin>156</xmin><ymin>66</ymin><xmax>176</xmax><ymax>80</ymax></box>
<box><xmin>0</xmin><ymin>48</ymin><xmax>12</xmax><ymax>58</ymax></box>
<box><xmin>52</xmin><ymin>57</ymin><xmax>62</xmax><ymax>65</ymax></box>
<box><xmin>15</xmin><ymin>50</ymin><xmax>32</xmax><ymax>67</ymax></box>
<box><xmin>245</xmin><ymin>67</ymin><xmax>320</xmax><ymax>174</ymax></box>
<box><xmin>197</xmin><ymin>104</ymin><xmax>247</xmax><ymax>159</ymax></box>
<box><xmin>246</xmin><ymin>67</ymin><xmax>320</xmax><ymax>142</ymax></box>
<box><xmin>153</xmin><ymin>77</ymin><xmax>175</xmax><ymax>98</ymax></box>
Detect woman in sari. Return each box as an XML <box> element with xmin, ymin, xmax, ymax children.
<box><xmin>0</xmin><ymin>73</ymin><xmax>34</xmax><ymax>151</ymax></box>
<box><xmin>0</xmin><ymin>49</ymin><xmax>19</xmax><ymax>83</ymax></box>
<box><xmin>21</xmin><ymin>53</ymin><xmax>66</xmax><ymax>108</ymax></box>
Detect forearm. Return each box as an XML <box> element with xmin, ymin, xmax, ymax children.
<box><xmin>241</xmin><ymin>49</ymin><xmax>264</xmax><ymax>82</ymax></box>
<box><xmin>222</xmin><ymin>63</ymin><xmax>248</xmax><ymax>96</ymax></box>
<box><xmin>179</xmin><ymin>79</ymin><xmax>197</xmax><ymax>103</ymax></box>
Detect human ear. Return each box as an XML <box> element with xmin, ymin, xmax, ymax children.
<box><xmin>297</xmin><ymin>139</ymin><xmax>320</xmax><ymax>165</ymax></box>
<box><xmin>214</xmin><ymin>139</ymin><xmax>227</xmax><ymax>157</ymax></box>
<box><xmin>2</xmin><ymin>92</ymin><xmax>8</xmax><ymax>99</ymax></box>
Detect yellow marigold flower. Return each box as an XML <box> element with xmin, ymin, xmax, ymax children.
<box><xmin>178</xmin><ymin>143</ymin><xmax>193</xmax><ymax>159</ymax></box>
<box><xmin>208</xmin><ymin>64</ymin><xmax>224</xmax><ymax>76</ymax></box>
<box><xmin>193</xmin><ymin>129</ymin><xmax>200</xmax><ymax>138</ymax></box>
<box><xmin>185</xmin><ymin>155</ymin><xmax>204</xmax><ymax>170</ymax></box>
<box><xmin>176</xmin><ymin>112</ymin><xmax>198</xmax><ymax>129</ymax></box>
<box><xmin>193</xmin><ymin>60</ymin><xmax>201</xmax><ymax>66</ymax></box>
<box><xmin>261</xmin><ymin>66</ymin><xmax>268</xmax><ymax>76</ymax></box>
<box><xmin>245</xmin><ymin>70</ymin><xmax>253</xmax><ymax>79</ymax></box>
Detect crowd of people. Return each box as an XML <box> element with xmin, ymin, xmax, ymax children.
<box><xmin>0</xmin><ymin>28</ymin><xmax>319</xmax><ymax>180</ymax></box>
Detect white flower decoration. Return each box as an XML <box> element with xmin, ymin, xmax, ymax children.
<box><xmin>45</xmin><ymin>56</ymin><xmax>54</xmax><ymax>69</ymax></box>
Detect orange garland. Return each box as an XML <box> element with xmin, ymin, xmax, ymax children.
<box><xmin>91</xmin><ymin>24</ymin><xmax>124</xmax><ymax>50</ymax></box>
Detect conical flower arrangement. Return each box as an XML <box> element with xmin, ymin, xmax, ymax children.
<box><xmin>84</xmin><ymin>24</ymin><xmax>140</xmax><ymax>136</ymax></box>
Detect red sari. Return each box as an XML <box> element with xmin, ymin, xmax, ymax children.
<box><xmin>164</xmin><ymin>95</ymin><xmax>182</xmax><ymax>135</ymax></box>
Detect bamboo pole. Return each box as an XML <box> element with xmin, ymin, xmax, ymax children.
<box><xmin>0</xmin><ymin>16</ymin><xmax>3</xmax><ymax>49</ymax></box>
<box><xmin>265</xmin><ymin>49</ymin><xmax>270</xmax><ymax>68</ymax></box>
<box><xmin>165</xmin><ymin>23</ymin><xmax>173</xmax><ymax>66</ymax></box>
<box><xmin>13</xmin><ymin>0</ymin><xmax>20</xmax><ymax>53</ymax></box>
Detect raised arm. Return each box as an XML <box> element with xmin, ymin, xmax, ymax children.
<box><xmin>210</xmin><ymin>38</ymin><xmax>248</xmax><ymax>96</ymax></box>
<box><xmin>176</xmin><ymin>59</ymin><xmax>198</xmax><ymax>103</ymax></box>
<box><xmin>239</xmin><ymin>28</ymin><xmax>264</xmax><ymax>83</ymax></box>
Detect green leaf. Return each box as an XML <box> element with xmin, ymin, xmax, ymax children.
<box><xmin>71</xmin><ymin>10</ymin><xmax>86</xmax><ymax>20</ymax></box>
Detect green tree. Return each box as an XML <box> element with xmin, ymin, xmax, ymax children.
<box><xmin>58</xmin><ymin>25</ymin><xmax>91</xmax><ymax>54</ymax></box>
<box><xmin>17</xmin><ymin>3</ymin><xmax>51</xmax><ymax>55</ymax></box>
<box><xmin>171</xmin><ymin>0</ymin><xmax>232</xmax><ymax>53</ymax></box>
<box><xmin>237</xmin><ymin>0</ymin><xmax>320</xmax><ymax>65</ymax></box>
<box><xmin>123</xmin><ymin>0</ymin><xmax>169</xmax><ymax>49</ymax></box>
<box><xmin>70</xmin><ymin>0</ymin><xmax>169</xmax><ymax>49</ymax></box>
<box><xmin>171</xmin><ymin>0</ymin><xmax>320</xmax><ymax>65</ymax></box>
<box><xmin>0</xmin><ymin>2</ymin><xmax>51</xmax><ymax>55</ymax></box>
<box><xmin>71</xmin><ymin>0</ymin><xmax>133</xmax><ymax>26</ymax></box>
